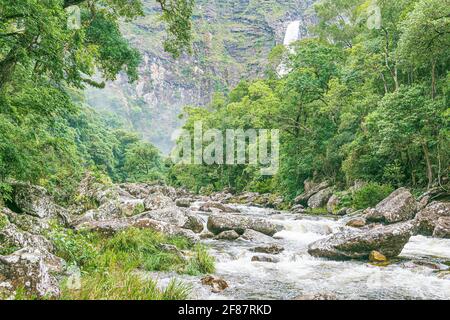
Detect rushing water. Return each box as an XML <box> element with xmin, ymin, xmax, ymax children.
<box><xmin>150</xmin><ymin>204</ymin><xmax>450</xmax><ymax>300</ymax></box>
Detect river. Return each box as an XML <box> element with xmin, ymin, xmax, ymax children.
<box><xmin>149</xmin><ymin>204</ymin><xmax>450</xmax><ymax>300</ymax></box>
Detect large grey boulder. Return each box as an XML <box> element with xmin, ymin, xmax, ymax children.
<box><xmin>364</xmin><ymin>188</ymin><xmax>417</xmax><ymax>224</ymax></box>
<box><xmin>307</xmin><ymin>221</ymin><xmax>415</xmax><ymax>260</ymax></box>
<box><xmin>0</xmin><ymin>223</ymin><xmax>53</xmax><ymax>253</ymax></box>
<box><xmin>9</xmin><ymin>182</ymin><xmax>70</xmax><ymax>226</ymax></box>
<box><xmin>143</xmin><ymin>194</ymin><xmax>174</xmax><ymax>211</ymax></box>
<box><xmin>414</xmin><ymin>201</ymin><xmax>450</xmax><ymax>238</ymax></box>
<box><xmin>307</xmin><ymin>187</ymin><xmax>333</xmax><ymax>209</ymax></box>
<box><xmin>294</xmin><ymin>181</ymin><xmax>330</xmax><ymax>205</ymax></box>
<box><xmin>207</xmin><ymin>214</ymin><xmax>283</xmax><ymax>236</ymax></box>
<box><xmin>0</xmin><ymin>248</ymin><xmax>64</xmax><ymax>298</ymax></box>
<box><xmin>199</xmin><ymin>202</ymin><xmax>237</xmax><ymax>213</ymax></box>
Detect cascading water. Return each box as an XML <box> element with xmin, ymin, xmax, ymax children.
<box><xmin>278</xmin><ymin>21</ymin><xmax>301</xmax><ymax>77</ymax></box>
<box><xmin>147</xmin><ymin>204</ymin><xmax>450</xmax><ymax>300</ymax></box>
<box><xmin>283</xmin><ymin>21</ymin><xmax>301</xmax><ymax>46</ymax></box>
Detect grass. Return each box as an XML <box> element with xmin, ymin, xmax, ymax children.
<box><xmin>46</xmin><ymin>225</ymin><xmax>215</xmax><ymax>300</ymax></box>
<box><xmin>61</xmin><ymin>269</ymin><xmax>191</xmax><ymax>300</ymax></box>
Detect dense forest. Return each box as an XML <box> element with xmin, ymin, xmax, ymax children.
<box><xmin>170</xmin><ymin>0</ymin><xmax>450</xmax><ymax>201</ymax></box>
<box><xmin>1</xmin><ymin>0</ymin><xmax>450</xmax><ymax>302</ymax></box>
<box><xmin>1</xmin><ymin>0</ymin><xmax>449</xmax><ymax>203</ymax></box>
<box><xmin>0</xmin><ymin>0</ymin><xmax>195</xmax><ymax>204</ymax></box>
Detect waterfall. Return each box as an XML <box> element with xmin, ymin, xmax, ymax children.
<box><xmin>277</xmin><ymin>21</ymin><xmax>301</xmax><ymax>77</ymax></box>
<box><xmin>283</xmin><ymin>20</ymin><xmax>301</xmax><ymax>46</ymax></box>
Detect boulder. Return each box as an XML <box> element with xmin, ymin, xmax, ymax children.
<box><xmin>199</xmin><ymin>231</ymin><xmax>215</xmax><ymax>239</ymax></box>
<box><xmin>0</xmin><ymin>223</ymin><xmax>53</xmax><ymax>253</ymax></box>
<box><xmin>0</xmin><ymin>248</ymin><xmax>64</xmax><ymax>298</ymax></box>
<box><xmin>346</xmin><ymin>217</ymin><xmax>366</xmax><ymax>228</ymax></box>
<box><xmin>369</xmin><ymin>250</ymin><xmax>387</xmax><ymax>263</ymax></box>
<box><xmin>214</xmin><ymin>230</ymin><xmax>240</xmax><ymax>240</ymax></box>
<box><xmin>74</xmin><ymin>218</ymin><xmax>131</xmax><ymax>235</ymax></box>
<box><xmin>251</xmin><ymin>255</ymin><xmax>279</xmax><ymax>263</ymax></box>
<box><xmin>9</xmin><ymin>182</ymin><xmax>69</xmax><ymax>222</ymax></box>
<box><xmin>201</xmin><ymin>275</ymin><xmax>228</xmax><ymax>293</ymax></box>
<box><xmin>239</xmin><ymin>229</ymin><xmax>275</xmax><ymax>243</ymax></box>
<box><xmin>175</xmin><ymin>198</ymin><xmax>192</xmax><ymax>208</ymax></box>
<box><xmin>132</xmin><ymin>218</ymin><xmax>199</xmax><ymax>242</ymax></box>
<box><xmin>294</xmin><ymin>181</ymin><xmax>330</xmax><ymax>205</ymax></box>
<box><xmin>291</xmin><ymin>204</ymin><xmax>306</xmax><ymax>214</ymax></box>
<box><xmin>307</xmin><ymin>221</ymin><xmax>415</xmax><ymax>260</ymax></box>
<box><xmin>326</xmin><ymin>195</ymin><xmax>340</xmax><ymax>213</ymax></box>
<box><xmin>415</xmin><ymin>201</ymin><xmax>450</xmax><ymax>238</ymax></box>
<box><xmin>307</xmin><ymin>187</ymin><xmax>334</xmax><ymax>209</ymax></box>
<box><xmin>1</xmin><ymin>208</ymin><xmax>54</xmax><ymax>235</ymax></box>
<box><xmin>364</xmin><ymin>188</ymin><xmax>417</xmax><ymax>224</ymax></box>
<box><xmin>207</xmin><ymin>214</ymin><xmax>282</xmax><ymax>236</ymax></box>
<box><xmin>199</xmin><ymin>202</ymin><xmax>237</xmax><ymax>213</ymax></box>
<box><xmin>250</xmin><ymin>244</ymin><xmax>284</xmax><ymax>255</ymax></box>
<box><xmin>143</xmin><ymin>194</ymin><xmax>174</xmax><ymax>211</ymax></box>
<box><xmin>184</xmin><ymin>214</ymin><xmax>204</xmax><ymax>233</ymax></box>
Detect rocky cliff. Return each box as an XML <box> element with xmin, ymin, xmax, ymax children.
<box><xmin>85</xmin><ymin>0</ymin><xmax>316</xmax><ymax>154</ymax></box>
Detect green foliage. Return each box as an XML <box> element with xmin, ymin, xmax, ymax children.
<box><xmin>47</xmin><ymin>224</ymin><xmax>99</xmax><ymax>269</ymax></box>
<box><xmin>185</xmin><ymin>245</ymin><xmax>216</xmax><ymax>276</ymax></box>
<box><xmin>171</xmin><ymin>0</ymin><xmax>449</xmax><ymax>198</ymax></box>
<box><xmin>61</xmin><ymin>271</ymin><xmax>191</xmax><ymax>300</ymax></box>
<box><xmin>352</xmin><ymin>183</ymin><xmax>394</xmax><ymax>209</ymax></box>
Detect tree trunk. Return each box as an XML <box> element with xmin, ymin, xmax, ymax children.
<box><xmin>422</xmin><ymin>142</ymin><xmax>433</xmax><ymax>190</ymax></box>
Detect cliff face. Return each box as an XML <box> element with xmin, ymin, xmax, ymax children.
<box><xmin>85</xmin><ymin>0</ymin><xmax>316</xmax><ymax>154</ymax></box>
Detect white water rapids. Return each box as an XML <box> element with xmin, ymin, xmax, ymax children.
<box><xmin>149</xmin><ymin>205</ymin><xmax>450</xmax><ymax>300</ymax></box>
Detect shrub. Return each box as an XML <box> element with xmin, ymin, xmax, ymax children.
<box><xmin>47</xmin><ymin>224</ymin><xmax>99</xmax><ymax>270</ymax></box>
<box><xmin>352</xmin><ymin>183</ymin><xmax>394</xmax><ymax>209</ymax></box>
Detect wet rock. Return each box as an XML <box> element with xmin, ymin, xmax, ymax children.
<box><xmin>201</xmin><ymin>275</ymin><xmax>228</xmax><ymax>293</ymax></box>
<box><xmin>199</xmin><ymin>202</ymin><xmax>237</xmax><ymax>213</ymax></box>
<box><xmin>207</xmin><ymin>214</ymin><xmax>282</xmax><ymax>236</ymax></box>
<box><xmin>239</xmin><ymin>229</ymin><xmax>275</xmax><ymax>243</ymax></box>
<box><xmin>292</xmin><ymin>293</ymin><xmax>337</xmax><ymax>300</ymax></box>
<box><xmin>415</xmin><ymin>201</ymin><xmax>450</xmax><ymax>238</ymax></box>
<box><xmin>307</xmin><ymin>187</ymin><xmax>333</xmax><ymax>209</ymax></box>
<box><xmin>175</xmin><ymin>198</ymin><xmax>192</xmax><ymax>208</ymax></box>
<box><xmin>0</xmin><ymin>248</ymin><xmax>64</xmax><ymax>298</ymax></box>
<box><xmin>291</xmin><ymin>204</ymin><xmax>306</xmax><ymax>214</ymax></box>
<box><xmin>307</xmin><ymin>221</ymin><xmax>415</xmax><ymax>260</ymax></box>
<box><xmin>214</xmin><ymin>230</ymin><xmax>240</xmax><ymax>240</ymax></box>
<box><xmin>199</xmin><ymin>231</ymin><xmax>215</xmax><ymax>239</ymax></box>
<box><xmin>369</xmin><ymin>250</ymin><xmax>387</xmax><ymax>263</ymax></box>
<box><xmin>346</xmin><ymin>217</ymin><xmax>366</xmax><ymax>228</ymax></box>
<box><xmin>251</xmin><ymin>255</ymin><xmax>279</xmax><ymax>263</ymax></box>
<box><xmin>294</xmin><ymin>181</ymin><xmax>330</xmax><ymax>205</ymax></box>
<box><xmin>250</xmin><ymin>244</ymin><xmax>284</xmax><ymax>255</ymax></box>
<box><xmin>184</xmin><ymin>214</ymin><xmax>204</xmax><ymax>233</ymax></box>
<box><xmin>326</xmin><ymin>195</ymin><xmax>340</xmax><ymax>213</ymax></box>
<box><xmin>364</xmin><ymin>188</ymin><xmax>417</xmax><ymax>224</ymax></box>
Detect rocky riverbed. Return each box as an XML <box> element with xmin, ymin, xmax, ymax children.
<box><xmin>1</xmin><ymin>176</ymin><xmax>449</xmax><ymax>300</ymax></box>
